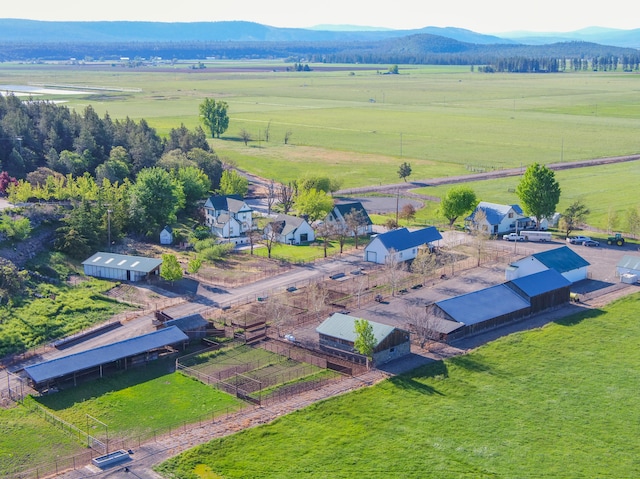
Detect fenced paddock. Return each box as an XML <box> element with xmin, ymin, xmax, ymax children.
<box><xmin>177</xmin><ymin>341</ymin><xmax>344</xmax><ymax>405</ymax></box>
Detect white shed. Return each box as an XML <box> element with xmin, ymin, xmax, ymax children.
<box><xmin>160</xmin><ymin>226</ymin><xmax>174</xmax><ymax>245</ymax></box>
<box><xmin>82</xmin><ymin>252</ymin><xmax>162</xmax><ymax>282</ymax></box>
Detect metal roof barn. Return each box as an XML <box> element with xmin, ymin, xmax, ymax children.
<box><xmin>24</xmin><ymin>326</ymin><xmax>188</xmax><ymax>390</ymax></box>
<box><xmin>82</xmin><ymin>252</ymin><xmax>163</xmax><ymax>282</ymax></box>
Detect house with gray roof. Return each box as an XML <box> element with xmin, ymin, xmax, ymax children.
<box><xmin>264</xmin><ymin>214</ymin><xmax>315</xmax><ymax>245</ymax></box>
<box><xmin>203</xmin><ymin>194</ymin><xmax>253</xmax><ymax>239</ymax></box>
<box><xmin>324</xmin><ymin>201</ymin><xmax>373</xmax><ymax>236</ymax></box>
<box><xmin>465</xmin><ymin>201</ymin><xmax>529</xmax><ymax>236</ymax></box>
<box><xmin>364</xmin><ymin>226</ymin><xmax>442</xmax><ymax>264</ymax></box>
<box><xmin>82</xmin><ymin>252</ymin><xmax>162</xmax><ymax>282</ymax></box>
<box><xmin>506</xmin><ymin>246</ymin><xmax>589</xmax><ymax>283</ymax></box>
<box><xmin>316</xmin><ymin>313</ymin><xmax>410</xmax><ymax>366</ymax></box>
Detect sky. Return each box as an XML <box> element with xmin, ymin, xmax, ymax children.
<box><xmin>2</xmin><ymin>0</ymin><xmax>639</xmax><ymax>34</ymax></box>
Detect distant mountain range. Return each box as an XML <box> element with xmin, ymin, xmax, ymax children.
<box><xmin>0</xmin><ymin>19</ymin><xmax>638</xmax><ymax>48</ymax></box>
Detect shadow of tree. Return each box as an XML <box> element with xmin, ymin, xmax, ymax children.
<box><xmin>388</xmin><ymin>360</ymin><xmax>448</xmax><ymax>396</ymax></box>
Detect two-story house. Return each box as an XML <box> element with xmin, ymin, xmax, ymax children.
<box><xmin>465</xmin><ymin>201</ymin><xmax>529</xmax><ymax>236</ymax></box>
<box><xmin>203</xmin><ymin>195</ymin><xmax>253</xmax><ymax>240</ymax></box>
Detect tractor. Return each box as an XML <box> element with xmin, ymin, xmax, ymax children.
<box><xmin>607</xmin><ymin>233</ymin><xmax>625</xmax><ymax>246</ymax></box>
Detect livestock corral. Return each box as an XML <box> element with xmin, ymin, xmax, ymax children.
<box><xmin>176</xmin><ymin>341</ymin><xmax>344</xmax><ymax>406</ymax></box>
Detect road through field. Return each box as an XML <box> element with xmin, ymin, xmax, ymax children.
<box><xmin>335</xmin><ymin>153</ymin><xmax>640</xmax><ymax>198</ymax></box>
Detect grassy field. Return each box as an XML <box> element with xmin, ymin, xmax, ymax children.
<box><xmin>157</xmin><ymin>292</ymin><xmax>640</xmax><ymax>478</ymax></box>
<box><xmin>3</xmin><ymin>61</ymin><xmax>640</xmax><ymax>228</ymax></box>
<box><xmin>410</xmin><ymin>160</ymin><xmax>640</xmax><ymax>231</ymax></box>
<box><xmin>0</xmin><ymin>359</ymin><xmax>244</xmax><ymax>477</ymax></box>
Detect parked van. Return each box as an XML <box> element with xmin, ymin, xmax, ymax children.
<box><xmin>522</xmin><ymin>230</ymin><xmax>552</xmax><ymax>242</ymax></box>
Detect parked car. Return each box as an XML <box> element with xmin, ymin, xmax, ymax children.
<box><xmin>503</xmin><ymin>233</ymin><xmax>526</xmax><ymax>242</ymax></box>
<box><xmin>567</xmin><ymin>235</ymin><xmax>591</xmax><ymax>244</ymax></box>
<box><xmin>582</xmin><ymin>239</ymin><xmax>600</xmax><ymax>247</ymax></box>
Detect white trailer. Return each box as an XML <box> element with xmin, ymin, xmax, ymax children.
<box><xmin>522</xmin><ymin>230</ymin><xmax>552</xmax><ymax>242</ymax></box>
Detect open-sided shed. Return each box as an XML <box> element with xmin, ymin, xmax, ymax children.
<box><xmin>24</xmin><ymin>326</ymin><xmax>188</xmax><ymax>391</ymax></box>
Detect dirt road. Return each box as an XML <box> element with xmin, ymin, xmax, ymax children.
<box><xmin>335</xmin><ymin>153</ymin><xmax>640</xmax><ymax>198</ymax></box>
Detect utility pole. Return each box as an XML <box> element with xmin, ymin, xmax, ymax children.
<box><xmin>107</xmin><ymin>208</ymin><xmax>112</xmax><ymax>252</ymax></box>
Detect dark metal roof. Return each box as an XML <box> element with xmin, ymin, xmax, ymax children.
<box><xmin>24</xmin><ymin>326</ymin><xmax>188</xmax><ymax>384</ymax></box>
<box><xmin>508</xmin><ymin>269</ymin><xmax>571</xmax><ymax>297</ymax></box>
<box><xmin>82</xmin><ymin>252</ymin><xmax>162</xmax><ymax>273</ymax></box>
<box><xmin>370</xmin><ymin>226</ymin><xmax>442</xmax><ymax>251</ymax></box>
<box><xmin>166</xmin><ymin>313</ymin><xmax>209</xmax><ymax>332</ymax></box>
<box><xmin>532</xmin><ymin>246</ymin><xmax>590</xmax><ymax>273</ymax></box>
<box><xmin>435</xmin><ymin>284</ymin><xmax>530</xmax><ymax>326</ymax></box>
<box><xmin>333</xmin><ymin>202</ymin><xmax>373</xmax><ymax>225</ymax></box>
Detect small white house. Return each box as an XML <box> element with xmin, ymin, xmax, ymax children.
<box><xmin>466</xmin><ymin>202</ymin><xmax>529</xmax><ymax>236</ymax></box>
<box><xmin>160</xmin><ymin>225</ymin><xmax>174</xmax><ymax>245</ymax></box>
<box><xmin>203</xmin><ymin>195</ymin><xmax>253</xmax><ymax>239</ymax></box>
<box><xmin>506</xmin><ymin>246</ymin><xmax>589</xmax><ymax>283</ymax></box>
<box><xmin>364</xmin><ymin>226</ymin><xmax>442</xmax><ymax>264</ymax></box>
<box><xmin>265</xmin><ymin>214</ymin><xmax>315</xmax><ymax>245</ymax></box>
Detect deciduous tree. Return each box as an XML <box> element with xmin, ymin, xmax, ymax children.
<box><xmin>218</xmin><ymin>169</ymin><xmax>249</xmax><ymax>196</ymax></box>
<box><xmin>161</xmin><ymin>254</ymin><xmax>183</xmax><ymax>284</ymax></box>
<box><xmin>294</xmin><ymin>188</ymin><xmax>334</xmax><ymax>223</ymax></box>
<box><xmin>354</xmin><ymin>318</ymin><xmax>376</xmax><ymax>366</ymax></box>
<box><xmin>398</xmin><ymin>162</ymin><xmax>412</xmax><ymax>182</ymax></box>
<box><xmin>199</xmin><ymin>98</ymin><xmax>229</xmax><ymax>138</ymax></box>
<box><xmin>440</xmin><ymin>186</ymin><xmax>477</xmax><ymax>227</ymax></box>
<box><xmin>560</xmin><ymin>199</ymin><xmax>590</xmax><ymax>238</ymax></box>
<box><xmin>516</xmin><ymin>163</ymin><xmax>561</xmax><ymax>230</ymax></box>
<box><xmin>129</xmin><ymin>167</ymin><xmax>184</xmax><ymax>237</ymax></box>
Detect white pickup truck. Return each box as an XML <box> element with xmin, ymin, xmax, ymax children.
<box><xmin>502</xmin><ymin>233</ymin><xmax>526</xmax><ymax>241</ymax></box>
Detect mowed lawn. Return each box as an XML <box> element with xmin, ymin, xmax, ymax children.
<box><xmin>157</xmin><ymin>293</ymin><xmax>640</xmax><ymax>479</ymax></box>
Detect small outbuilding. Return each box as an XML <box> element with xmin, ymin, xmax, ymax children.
<box><xmin>160</xmin><ymin>225</ymin><xmax>174</xmax><ymax>245</ymax></box>
<box><xmin>364</xmin><ymin>226</ymin><xmax>442</xmax><ymax>264</ymax></box>
<box><xmin>316</xmin><ymin>313</ymin><xmax>410</xmax><ymax>366</ymax></box>
<box><xmin>505</xmin><ymin>246</ymin><xmax>589</xmax><ymax>283</ymax></box>
<box><xmin>163</xmin><ymin>313</ymin><xmax>210</xmax><ymax>341</ymax></box>
<box><xmin>82</xmin><ymin>252</ymin><xmax>162</xmax><ymax>282</ymax></box>
<box><xmin>616</xmin><ymin>255</ymin><xmax>640</xmax><ymax>279</ymax></box>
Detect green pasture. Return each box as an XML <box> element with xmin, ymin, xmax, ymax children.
<box><xmin>0</xmin><ymin>404</ymin><xmax>81</xmax><ymax>476</ymax></box>
<box><xmin>410</xmin><ymin>160</ymin><xmax>640</xmax><ymax>231</ymax></box>
<box><xmin>3</xmin><ymin>61</ymin><xmax>640</xmax><ymax>226</ymax></box>
<box><xmin>0</xmin><ymin>359</ymin><xmax>244</xmax><ymax>477</ymax></box>
<box><xmin>4</xmin><ymin>63</ymin><xmax>640</xmax><ymax>184</ymax></box>
<box><xmin>157</xmin><ymin>293</ymin><xmax>640</xmax><ymax>479</ymax></box>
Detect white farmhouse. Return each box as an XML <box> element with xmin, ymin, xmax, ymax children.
<box><xmin>203</xmin><ymin>195</ymin><xmax>253</xmax><ymax>239</ymax></box>
<box><xmin>364</xmin><ymin>226</ymin><xmax>442</xmax><ymax>264</ymax></box>
<box><xmin>265</xmin><ymin>214</ymin><xmax>315</xmax><ymax>245</ymax></box>
<box><xmin>466</xmin><ymin>202</ymin><xmax>529</xmax><ymax>236</ymax></box>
